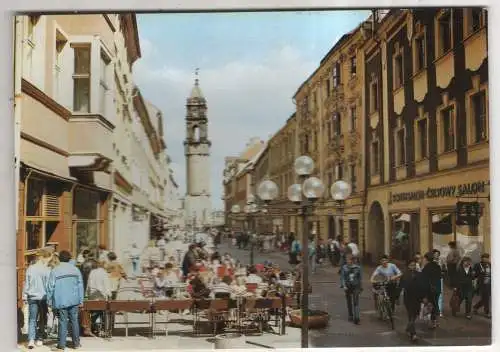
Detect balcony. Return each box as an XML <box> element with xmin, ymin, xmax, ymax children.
<box><xmin>68</xmin><ymin>114</ymin><xmax>115</xmax><ymax>171</ymax></box>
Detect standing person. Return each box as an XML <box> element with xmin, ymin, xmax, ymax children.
<box><xmin>86</xmin><ymin>261</ymin><xmax>111</xmax><ymax>335</ymax></box>
<box><xmin>79</xmin><ymin>254</ymin><xmax>96</xmax><ymax>294</ymax></box>
<box><xmin>128</xmin><ymin>243</ymin><xmax>141</xmax><ymax>278</ymax></box>
<box><xmin>446</xmin><ymin>241</ymin><xmax>461</xmax><ymax>287</ymax></box>
<box><xmin>106</xmin><ymin>252</ymin><xmax>127</xmax><ymax>300</ymax></box>
<box><xmin>399</xmin><ymin>258</ymin><xmax>428</xmax><ymax>342</ymax></box>
<box><xmin>98</xmin><ymin>245</ymin><xmax>110</xmax><ymax>264</ymax></box>
<box><xmin>432</xmin><ymin>249</ymin><xmax>446</xmax><ymax>317</ymax></box>
<box><xmin>347</xmin><ymin>239</ymin><xmax>360</xmax><ymax>263</ymax></box>
<box><xmin>289</xmin><ymin>235</ymin><xmax>301</xmax><ymax>268</ymax></box>
<box><xmin>22</xmin><ymin>249</ymin><xmax>52</xmax><ymax>349</ymax></box>
<box><xmin>338</xmin><ymin>239</ymin><xmax>348</xmax><ymax>288</ymax></box>
<box><xmin>157</xmin><ymin>236</ymin><xmax>167</xmax><ymax>262</ymax></box>
<box><xmin>46</xmin><ymin>250</ymin><xmax>84</xmax><ymax>351</ymax></box>
<box><xmin>342</xmin><ymin>253</ymin><xmax>362</xmax><ymax>324</ymax></box>
<box><xmin>182</xmin><ymin>244</ymin><xmax>198</xmax><ymax>277</ymax></box>
<box><xmin>473</xmin><ymin>253</ymin><xmax>491</xmax><ymax>318</ymax></box>
<box><xmin>331</xmin><ymin>236</ymin><xmax>341</xmax><ymax>266</ymax></box>
<box><xmin>413</xmin><ymin>253</ymin><xmax>422</xmax><ymax>272</ymax></box>
<box><xmin>76</xmin><ymin>249</ymin><xmax>89</xmax><ymax>266</ymax></box>
<box><xmin>453</xmin><ymin>256</ymin><xmax>475</xmax><ymax>319</ymax></box>
<box><xmin>421</xmin><ymin>252</ymin><xmax>442</xmax><ymax>329</ymax></box>
<box><xmin>309</xmin><ymin>235</ymin><xmax>317</xmax><ymax>274</ymax></box>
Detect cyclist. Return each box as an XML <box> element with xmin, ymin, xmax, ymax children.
<box><xmin>370</xmin><ymin>255</ymin><xmax>402</xmax><ymax>312</ymax></box>
<box><xmin>342</xmin><ymin>253</ymin><xmax>362</xmax><ymax>325</ymax></box>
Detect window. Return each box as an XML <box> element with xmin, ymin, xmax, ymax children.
<box><xmin>350</xmin><ymin>106</ymin><xmax>356</xmax><ymax>131</ymax></box>
<box><xmin>394</xmin><ymin>52</ymin><xmax>404</xmax><ymax>89</ymax></box>
<box><xmin>416</xmin><ymin>117</ymin><xmax>428</xmax><ymax>159</ymax></box>
<box><xmin>73</xmin><ymin>45</ymin><xmax>91</xmax><ymax>113</ymax></box>
<box><xmin>395</xmin><ymin>128</ymin><xmax>406</xmax><ymax>166</ymax></box>
<box><xmin>336</xmin><ymin>163</ymin><xmax>344</xmax><ymax>180</ymax></box>
<box><xmin>312</xmin><ymin>91</ymin><xmax>318</xmax><ymax>110</ymax></box>
<box><xmin>465</xmin><ymin>9</ymin><xmax>485</xmax><ymax>36</ymax></box>
<box><xmin>471</xmin><ymin>91</ymin><xmax>487</xmax><ymax>143</ymax></box>
<box><xmin>327</xmin><ymin>122</ymin><xmax>332</xmax><ymax>141</ymax></box>
<box><xmin>303</xmin><ymin>135</ymin><xmax>309</xmax><ymax>154</ymax></box>
<box><xmin>371</xmin><ymin>139</ymin><xmax>380</xmax><ymax>174</ymax></box>
<box><xmin>350</xmin><ymin>165</ymin><xmax>357</xmax><ymax>193</ymax></box>
<box><xmin>24</xmin><ymin>178</ymin><xmax>60</xmax><ymax>252</ymax></box>
<box><xmin>333</xmin><ymin>113</ymin><xmax>341</xmax><ymax>136</ymax></box>
<box><xmin>327</xmin><ymin>172</ymin><xmax>333</xmax><ymax>188</ymax></box>
<box><xmin>350</xmin><ymin>56</ymin><xmax>357</xmax><ymax>77</ymax></box>
<box><xmin>370</xmin><ymin>80</ymin><xmax>379</xmax><ymax>113</ymax></box>
<box><xmin>73</xmin><ymin>188</ymin><xmax>99</xmax><ymax>220</ymax></box>
<box><xmin>437</xmin><ymin>10</ymin><xmax>453</xmax><ymax>56</ymax></box>
<box><xmin>325</xmin><ymin>78</ymin><xmax>331</xmax><ymax>97</ymax></box>
<box><xmin>99</xmin><ymin>50</ymin><xmax>110</xmax><ymax>116</ymax></box>
<box><xmin>333</xmin><ymin>62</ymin><xmax>341</xmax><ymax>88</ymax></box>
<box><xmin>313</xmin><ymin>131</ymin><xmax>318</xmax><ymax>151</ymax></box>
<box><xmin>414</xmin><ymin>34</ymin><xmax>426</xmax><ymax>72</ymax></box>
<box><xmin>441</xmin><ymin>106</ymin><xmax>455</xmax><ymax>153</ymax></box>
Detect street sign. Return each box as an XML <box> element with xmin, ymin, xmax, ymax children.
<box><xmin>455</xmin><ymin>201</ymin><xmax>482</xmax><ymax>226</ymax></box>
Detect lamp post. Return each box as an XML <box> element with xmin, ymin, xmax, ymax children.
<box><xmin>330</xmin><ymin>180</ymin><xmax>353</xmax><ymax>243</ymax></box>
<box><xmin>244</xmin><ymin>201</ymin><xmax>260</xmax><ymax>265</ymax></box>
<box><xmin>287</xmin><ymin>155</ymin><xmax>325</xmax><ymax>348</ymax></box>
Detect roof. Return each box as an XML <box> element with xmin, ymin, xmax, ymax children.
<box><xmin>190</xmin><ymin>78</ymin><xmax>204</xmax><ymax>99</ymax></box>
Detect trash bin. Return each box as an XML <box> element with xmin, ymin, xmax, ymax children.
<box><xmin>214</xmin><ymin>333</ymin><xmax>246</xmax><ymax>349</ymax></box>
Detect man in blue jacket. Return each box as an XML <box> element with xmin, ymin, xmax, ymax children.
<box><xmin>46</xmin><ymin>250</ymin><xmax>84</xmax><ymax>351</ymax></box>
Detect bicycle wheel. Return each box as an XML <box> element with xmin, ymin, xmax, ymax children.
<box><xmin>376</xmin><ymin>295</ymin><xmax>385</xmax><ymax>320</ymax></box>
<box><xmin>383</xmin><ymin>299</ymin><xmax>395</xmax><ymax>330</ymax></box>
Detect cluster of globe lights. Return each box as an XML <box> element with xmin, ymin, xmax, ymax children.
<box><xmin>256</xmin><ymin>155</ymin><xmax>352</xmax><ymax>205</ymax></box>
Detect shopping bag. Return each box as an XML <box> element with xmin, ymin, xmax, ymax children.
<box><xmin>449</xmin><ymin>290</ymin><xmax>460</xmax><ymax>313</ymax></box>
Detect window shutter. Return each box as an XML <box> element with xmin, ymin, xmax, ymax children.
<box><xmin>60</xmin><ymin>41</ymin><xmax>74</xmax><ymax>110</ymax></box>
<box><xmin>44</xmin><ymin>191</ymin><xmax>60</xmax><ymax>217</ymax></box>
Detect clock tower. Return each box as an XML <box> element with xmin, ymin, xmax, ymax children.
<box><xmin>184</xmin><ymin>70</ymin><xmax>212</xmax><ymax>229</ymax></box>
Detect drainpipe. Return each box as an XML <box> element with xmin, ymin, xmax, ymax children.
<box><xmin>109</xmin><ymin>162</ymin><xmax>115</xmax><ymax>251</ymax></box>
<box><xmin>14</xmin><ymin>16</ymin><xmax>24</xmax><ymax>233</ymax></box>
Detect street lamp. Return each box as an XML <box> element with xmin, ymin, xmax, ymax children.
<box><xmin>288</xmin><ymin>155</ymin><xmax>325</xmax><ymax>348</ymax></box>
<box><xmin>244</xmin><ymin>200</ymin><xmax>260</xmax><ymax>265</ymax></box>
<box><xmin>256</xmin><ymin>178</ymin><xmax>279</xmax><ymax>246</ymax></box>
<box><xmin>330</xmin><ymin>180</ymin><xmax>352</xmax><ymax>242</ymax></box>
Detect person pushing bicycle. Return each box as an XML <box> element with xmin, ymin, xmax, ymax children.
<box><xmin>370</xmin><ymin>255</ymin><xmax>402</xmax><ymax>313</ymax></box>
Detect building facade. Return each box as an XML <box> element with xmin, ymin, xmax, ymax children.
<box><xmin>14</xmin><ymin>13</ymin><xmax>181</xmax><ymax>301</ymax></box>
<box><xmin>184</xmin><ymin>76</ymin><xmax>212</xmax><ymax>229</ymax></box>
<box><xmin>266</xmin><ymin>114</ymin><xmax>298</xmax><ymax>236</ymax></box>
<box><xmin>293</xmin><ymin>23</ymin><xmax>368</xmax><ymax>246</ymax></box>
<box><xmin>362</xmin><ymin>9</ymin><xmax>489</xmax><ymax>263</ymax></box>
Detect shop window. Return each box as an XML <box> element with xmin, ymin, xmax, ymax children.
<box><xmin>371</xmin><ymin>139</ymin><xmax>380</xmax><ymax>175</ymax></box>
<box><xmin>75</xmin><ymin>222</ymin><xmax>99</xmax><ymax>259</ymax></box>
<box><xmin>431</xmin><ymin>210</ymin><xmax>484</xmax><ymax>264</ymax></box>
<box><xmin>440</xmin><ymin>106</ymin><xmax>456</xmax><ymax>153</ymax></box>
<box><xmin>333</xmin><ymin>62</ymin><xmax>341</xmax><ymax>88</ymax></box>
<box><xmin>369</xmin><ymin>79</ymin><xmax>379</xmax><ymax>114</ymax></box>
<box><xmin>470</xmin><ymin>90</ymin><xmax>488</xmax><ymax>143</ymax></box>
<box><xmin>26</xmin><ymin>221</ymin><xmax>43</xmax><ymax>251</ymax></box>
<box><xmin>413</xmin><ymin>33</ymin><xmax>426</xmax><ymax>73</ymax></box>
<box><xmin>436</xmin><ymin>10</ymin><xmax>453</xmax><ymax>57</ymax></box>
<box><xmin>350</xmin><ymin>106</ymin><xmax>357</xmax><ymax>131</ymax></box>
<box><xmin>391</xmin><ymin>213</ymin><xmax>420</xmax><ymax>262</ymax></box>
<box><xmin>73</xmin><ymin>44</ymin><xmax>91</xmax><ymax>113</ymax></box>
<box><xmin>415</xmin><ymin>116</ymin><xmax>429</xmax><ymax>160</ymax></box>
<box><xmin>350</xmin><ymin>56</ymin><xmax>357</xmax><ymax>77</ymax></box>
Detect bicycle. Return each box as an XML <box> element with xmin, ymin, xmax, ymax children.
<box><xmin>372</xmin><ymin>280</ymin><xmax>395</xmax><ymax>330</ymax></box>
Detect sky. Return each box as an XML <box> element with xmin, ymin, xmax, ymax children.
<box><xmin>133</xmin><ymin>10</ymin><xmax>371</xmax><ymax>210</ymax></box>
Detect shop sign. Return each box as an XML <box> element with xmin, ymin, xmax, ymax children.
<box><xmin>389</xmin><ymin>181</ymin><xmax>489</xmax><ymax>204</ymax></box>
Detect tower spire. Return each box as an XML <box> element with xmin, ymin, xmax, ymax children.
<box><xmin>190</xmin><ymin>67</ymin><xmax>204</xmax><ymax>99</ymax></box>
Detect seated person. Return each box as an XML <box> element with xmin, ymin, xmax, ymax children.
<box><xmin>190</xmin><ymin>275</ymin><xmax>211</xmax><ymax>299</ymax></box>
<box><xmin>245</xmin><ymin>266</ymin><xmax>263</xmax><ymax>285</ymax></box>
<box><xmin>212</xmin><ymin>276</ymin><xmax>233</xmax><ymax>299</ymax></box>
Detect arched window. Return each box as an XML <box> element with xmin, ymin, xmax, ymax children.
<box><xmin>192</xmin><ymin>126</ymin><xmax>200</xmax><ymax>141</ymax></box>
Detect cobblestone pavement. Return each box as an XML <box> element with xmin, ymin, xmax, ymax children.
<box><xmin>218</xmin><ymin>241</ymin><xmax>492</xmax><ymax>348</ymax></box>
